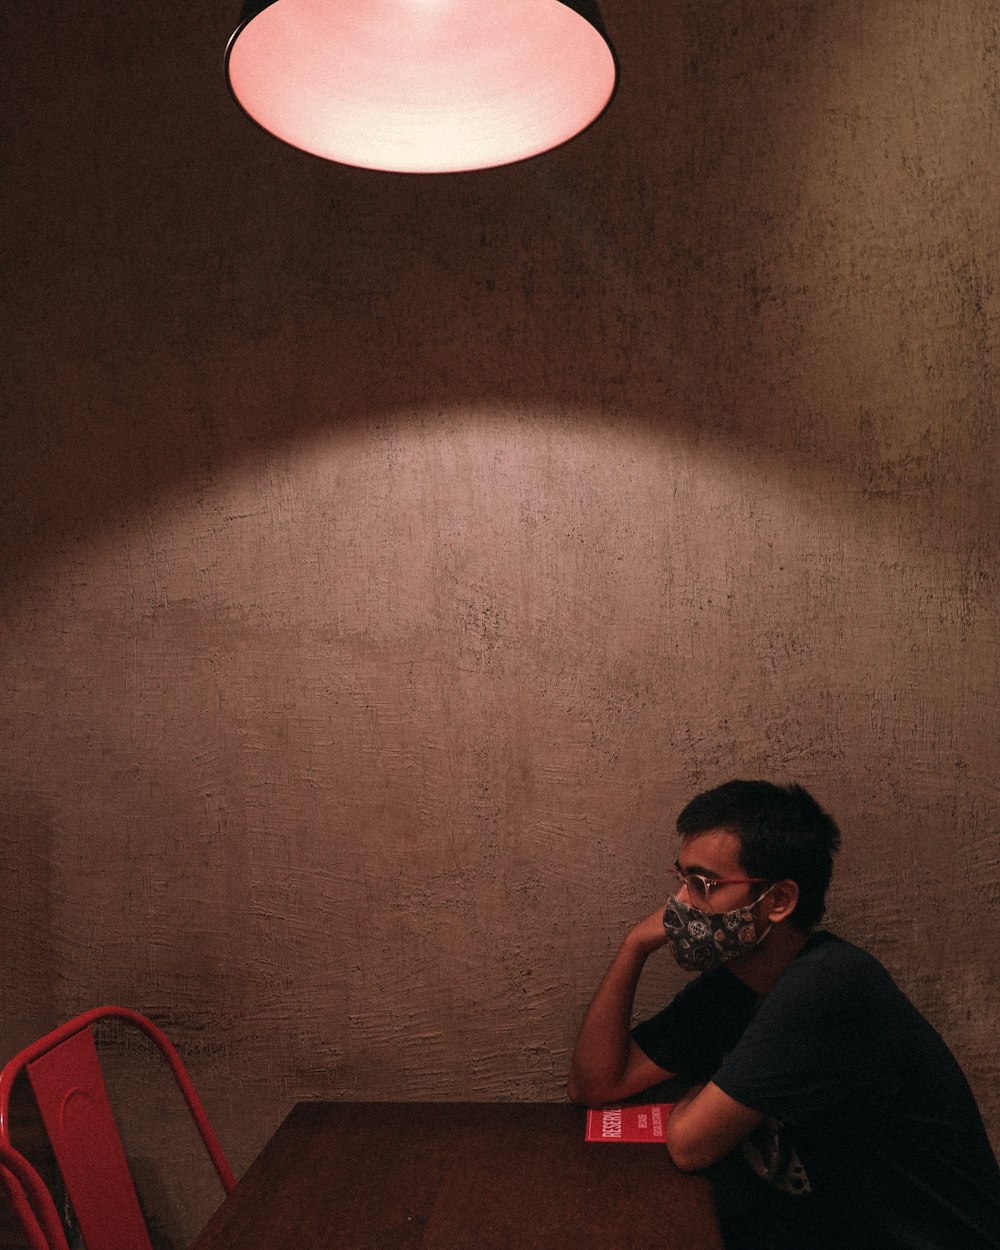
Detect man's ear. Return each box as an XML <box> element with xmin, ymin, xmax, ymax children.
<box><xmin>765</xmin><ymin>879</ymin><xmax>799</xmax><ymax>924</ymax></box>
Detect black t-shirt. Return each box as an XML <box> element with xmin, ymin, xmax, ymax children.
<box><xmin>631</xmin><ymin>932</ymin><xmax>1000</xmax><ymax>1249</ymax></box>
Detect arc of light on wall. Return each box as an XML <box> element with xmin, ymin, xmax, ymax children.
<box><xmin>225</xmin><ymin>0</ymin><xmax>618</xmax><ymax>173</ymax></box>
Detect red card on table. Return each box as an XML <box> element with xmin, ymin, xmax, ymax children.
<box><xmin>585</xmin><ymin>1103</ymin><xmax>673</xmax><ymax>1143</ymax></box>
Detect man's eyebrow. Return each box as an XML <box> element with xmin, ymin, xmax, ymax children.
<box><xmin>674</xmin><ymin>859</ymin><xmax>717</xmax><ymax>877</ymax></box>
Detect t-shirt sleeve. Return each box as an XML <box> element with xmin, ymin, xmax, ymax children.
<box><xmin>631</xmin><ymin>969</ymin><xmax>759</xmax><ymax>1082</ymax></box>
<box><xmin>712</xmin><ymin>955</ymin><xmax>863</xmax><ymax>1125</ymax></box>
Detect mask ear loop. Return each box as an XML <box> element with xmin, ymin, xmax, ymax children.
<box><xmin>749</xmin><ymin>882</ymin><xmax>777</xmax><ymax>942</ymax></box>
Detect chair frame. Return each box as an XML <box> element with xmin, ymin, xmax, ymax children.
<box><xmin>0</xmin><ymin>1006</ymin><xmax>235</xmax><ymax>1250</ymax></box>
<box><xmin>0</xmin><ymin>1140</ymin><xmax>71</xmax><ymax>1250</ymax></box>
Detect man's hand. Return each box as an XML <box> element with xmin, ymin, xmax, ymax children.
<box><xmin>629</xmin><ymin>904</ymin><xmax>672</xmax><ymax>956</ymax></box>
<box><xmin>566</xmin><ymin>904</ymin><xmax>675</xmax><ymax>1107</ymax></box>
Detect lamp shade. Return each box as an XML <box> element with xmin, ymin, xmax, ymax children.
<box><xmin>225</xmin><ymin>0</ymin><xmax>618</xmax><ymax>173</ymax></box>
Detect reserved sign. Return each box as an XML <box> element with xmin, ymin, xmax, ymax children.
<box><xmin>585</xmin><ymin>1103</ymin><xmax>673</xmax><ymax>1143</ymax></box>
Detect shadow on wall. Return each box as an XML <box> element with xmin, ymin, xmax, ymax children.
<box><xmin>3</xmin><ymin>2</ymin><xmax>996</xmax><ymax>593</ymax></box>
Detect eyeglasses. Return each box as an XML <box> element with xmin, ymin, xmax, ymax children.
<box><xmin>672</xmin><ymin>867</ymin><xmax>770</xmax><ymax>905</ymax></box>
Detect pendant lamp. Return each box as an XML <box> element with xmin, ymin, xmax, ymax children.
<box><xmin>225</xmin><ymin>0</ymin><xmax>618</xmax><ymax>173</ymax></box>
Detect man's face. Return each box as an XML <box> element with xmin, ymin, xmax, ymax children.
<box><xmin>674</xmin><ymin>828</ymin><xmax>766</xmax><ymax>913</ymax></box>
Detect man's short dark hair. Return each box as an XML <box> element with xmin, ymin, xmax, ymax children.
<box><xmin>676</xmin><ymin>780</ymin><xmax>841</xmax><ymax>930</ymax></box>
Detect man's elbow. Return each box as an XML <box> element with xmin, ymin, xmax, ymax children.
<box><xmin>566</xmin><ymin>1074</ymin><xmax>597</xmax><ymax>1106</ymax></box>
<box><xmin>664</xmin><ymin>1125</ymin><xmax>716</xmax><ymax>1173</ymax></box>
<box><xmin>566</xmin><ymin>1072</ymin><xmax>616</xmax><ymax>1108</ymax></box>
<box><xmin>665</xmin><ymin>1138</ymin><xmax>707</xmax><ymax>1173</ymax></box>
<box><xmin>567</xmin><ymin>1076</ymin><xmax>587</xmax><ymax>1106</ymax></box>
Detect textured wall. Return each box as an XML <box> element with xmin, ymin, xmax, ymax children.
<box><xmin>2</xmin><ymin>1</ymin><xmax>998</xmax><ymax>1243</ymax></box>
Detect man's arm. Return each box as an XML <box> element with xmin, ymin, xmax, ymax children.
<box><xmin>663</xmin><ymin>1082</ymin><xmax>764</xmax><ymax>1172</ymax></box>
<box><xmin>567</xmin><ymin>906</ymin><xmax>675</xmax><ymax>1106</ymax></box>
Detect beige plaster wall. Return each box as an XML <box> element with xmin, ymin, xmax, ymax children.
<box><xmin>2</xmin><ymin>1</ymin><xmax>998</xmax><ymax>1243</ymax></box>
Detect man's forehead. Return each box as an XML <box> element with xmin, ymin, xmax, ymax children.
<box><xmin>677</xmin><ymin>828</ymin><xmax>744</xmax><ymax>873</ymax></box>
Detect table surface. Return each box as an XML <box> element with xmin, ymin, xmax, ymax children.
<box><xmin>190</xmin><ymin>1101</ymin><xmax>723</xmax><ymax>1250</ymax></box>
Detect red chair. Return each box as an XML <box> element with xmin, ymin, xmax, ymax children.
<box><xmin>0</xmin><ymin>1140</ymin><xmax>70</xmax><ymax>1250</ymax></box>
<box><xmin>0</xmin><ymin>1007</ymin><xmax>236</xmax><ymax>1250</ymax></box>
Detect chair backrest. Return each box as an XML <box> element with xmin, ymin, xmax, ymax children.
<box><xmin>0</xmin><ymin>1140</ymin><xmax>70</xmax><ymax>1250</ymax></box>
<box><xmin>0</xmin><ymin>1007</ymin><xmax>235</xmax><ymax>1250</ymax></box>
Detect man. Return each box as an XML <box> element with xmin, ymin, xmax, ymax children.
<box><xmin>568</xmin><ymin>780</ymin><xmax>1000</xmax><ymax>1249</ymax></box>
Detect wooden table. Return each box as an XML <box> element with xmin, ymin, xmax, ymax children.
<box><xmin>191</xmin><ymin>1102</ymin><xmax>723</xmax><ymax>1250</ymax></box>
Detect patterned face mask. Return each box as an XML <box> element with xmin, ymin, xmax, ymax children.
<box><xmin>662</xmin><ymin>888</ymin><xmax>774</xmax><ymax>972</ymax></box>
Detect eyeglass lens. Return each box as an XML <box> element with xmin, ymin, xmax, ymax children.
<box><xmin>676</xmin><ymin>871</ymin><xmax>711</xmax><ymax>900</ymax></box>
